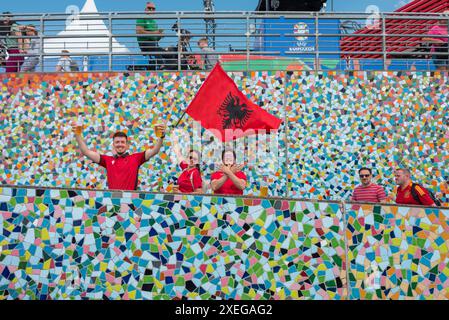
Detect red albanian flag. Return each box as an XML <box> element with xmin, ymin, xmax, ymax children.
<box><xmin>185</xmin><ymin>63</ymin><xmax>282</xmax><ymax>142</ymax></box>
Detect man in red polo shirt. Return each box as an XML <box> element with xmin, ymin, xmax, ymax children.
<box><xmin>394</xmin><ymin>168</ymin><xmax>436</xmax><ymax>206</ymax></box>
<box><xmin>73</xmin><ymin>124</ymin><xmax>166</xmax><ymax>190</ymax></box>
<box><xmin>351</xmin><ymin>167</ymin><xmax>387</xmax><ymax>203</ymax></box>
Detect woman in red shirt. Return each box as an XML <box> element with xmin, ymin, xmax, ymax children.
<box><xmin>211</xmin><ymin>150</ymin><xmax>247</xmax><ymax>195</ymax></box>
<box><xmin>172</xmin><ymin>136</ymin><xmax>203</xmax><ymax>193</ymax></box>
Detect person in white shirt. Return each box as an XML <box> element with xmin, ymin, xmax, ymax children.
<box><xmin>56</xmin><ymin>50</ymin><xmax>73</xmax><ymax>72</ymax></box>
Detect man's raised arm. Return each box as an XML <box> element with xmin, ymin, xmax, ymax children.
<box><xmin>145</xmin><ymin>123</ymin><xmax>166</xmax><ymax>161</ymax></box>
<box><xmin>73</xmin><ymin>125</ymin><xmax>101</xmax><ymax>164</ymax></box>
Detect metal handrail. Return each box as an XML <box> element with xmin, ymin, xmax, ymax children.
<box><xmin>1</xmin><ymin>11</ymin><xmax>448</xmax><ymax>72</ymax></box>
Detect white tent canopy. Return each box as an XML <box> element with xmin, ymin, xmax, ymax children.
<box><xmin>43</xmin><ymin>0</ymin><xmax>130</xmax><ymax>55</ymax></box>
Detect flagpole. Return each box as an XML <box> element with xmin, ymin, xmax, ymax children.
<box><xmin>173</xmin><ymin>109</ymin><xmax>188</xmax><ymax>128</ymax></box>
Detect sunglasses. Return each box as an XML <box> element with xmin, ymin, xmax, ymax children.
<box><xmin>146</xmin><ymin>7</ymin><xmax>155</xmax><ymax>10</ymax></box>
<box><xmin>359</xmin><ymin>174</ymin><xmax>370</xmax><ymax>178</ymax></box>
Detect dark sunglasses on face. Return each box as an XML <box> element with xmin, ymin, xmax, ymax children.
<box><xmin>146</xmin><ymin>7</ymin><xmax>155</xmax><ymax>10</ymax></box>
<box><xmin>359</xmin><ymin>174</ymin><xmax>370</xmax><ymax>178</ymax></box>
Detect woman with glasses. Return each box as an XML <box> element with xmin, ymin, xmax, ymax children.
<box><xmin>171</xmin><ymin>135</ymin><xmax>203</xmax><ymax>194</ymax></box>
<box><xmin>210</xmin><ymin>149</ymin><xmax>247</xmax><ymax>195</ymax></box>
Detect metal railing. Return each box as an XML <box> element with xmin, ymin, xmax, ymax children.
<box><xmin>1</xmin><ymin>11</ymin><xmax>448</xmax><ymax>72</ymax></box>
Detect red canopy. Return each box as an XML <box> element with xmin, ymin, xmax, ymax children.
<box><xmin>340</xmin><ymin>0</ymin><xmax>449</xmax><ymax>59</ymax></box>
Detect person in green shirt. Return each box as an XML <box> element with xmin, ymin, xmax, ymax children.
<box><xmin>136</xmin><ymin>2</ymin><xmax>164</xmax><ymax>70</ymax></box>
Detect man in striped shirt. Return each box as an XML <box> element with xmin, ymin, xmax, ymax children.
<box><xmin>351</xmin><ymin>167</ymin><xmax>387</xmax><ymax>203</ymax></box>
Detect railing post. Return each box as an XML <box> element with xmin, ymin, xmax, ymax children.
<box><xmin>382</xmin><ymin>13</ymin><xmax>387</xmax><ymax>70</ymax></box>
<box><xmin>246</xmin><ymin>13</ymin><xmax>250</xmax><ymax>72</ymax></box>
<box><xmin>108</xmin><ymin>13</ymin><xmax>113</xmax><ymax>72</ymax></box>
<box><xmin>40</xmin><ymin>15</ymin><xmax>44</xmax><ymax>72</ymax></box>
<box><xmin>315</xmin><ymin>13</ymin><xmax>319</xmax><ymax>71</ymax></box>
<box><xmin>340</xmin><ymin>199</ymin><xmax>350</xmax><ymax>300</ymax></box>
<box><xmin>284</xmin><ymin>71</ymin><xmax>289</xmax><ymax>198</ymax></box>
<box><xmin>177</xmin><ymin>14</ymin><xmax>181</xmax><ymax>71</ymax></box>
<box><xmin>447</xmin><ymin>14</ymin><xmax>449</xmax><ymax>64</ymax></box>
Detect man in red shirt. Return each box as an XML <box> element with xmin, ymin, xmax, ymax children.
<box><xmin>351</xmin><ymin>167</ymin><xmax>387</xmax><ymax>203</ymax></box>
<box><xmin>73</xmin><ymin>124</ymin><xmax>166</xmax><ymax>191</ymax></box>
<box><xmin>395</xmin><ymin>168</ymin><xmax>436</xmax><ymax>206</ymax></box>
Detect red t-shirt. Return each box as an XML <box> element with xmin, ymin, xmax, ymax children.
<box><xmin>396</xmin><ymin>182</ymin><xmax>435</xmax><ymax>206</ymax></box>
<box><xmin>98</xmin><ymin>152</ymin><xmax>146</xmax><ymax>190</ymax></box>
<box><xmin>210</xmin><ymin>171</ymin><xmax>247</xmax><ymax>195</ymax></box>
<box><xmin>178</xmin><ymin>161</ymin><xmax>202</xmax><ymax>193</ymax></box>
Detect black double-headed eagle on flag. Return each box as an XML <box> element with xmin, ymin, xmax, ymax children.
<box><xmin>218</xmin><ymin>92</ymin><xmax>253</xmax><ymax>129</ymax></box>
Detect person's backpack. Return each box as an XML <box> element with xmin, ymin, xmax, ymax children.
<box><xmin>70</xmin><ymin>60</ymin><xmax>79</xmax><ymax>71</ymax></box>
<box><xmin>410</xmin><ymin>183</ymin><xmax>442</xmax><ymax>207</ymax></box>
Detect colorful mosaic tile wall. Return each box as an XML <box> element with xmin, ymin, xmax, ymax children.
<box><xmin>0</xmin><ymin>186</ymin><xmax>346</xmax><ymax>300</ymax></box>
<box><xmin>2</xmin><ymin>186</ymin><xmax>449</xmax><ymax>300</ymax></box>
<box><xmin>346</xmin><ymin>203</ymin><xmax>449</xmax><ymax>299</ymax></box>
<box><xmin>0</xmin><ymin>71</ymin><xmax>448</xmax><ymax>201</ymax></box>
